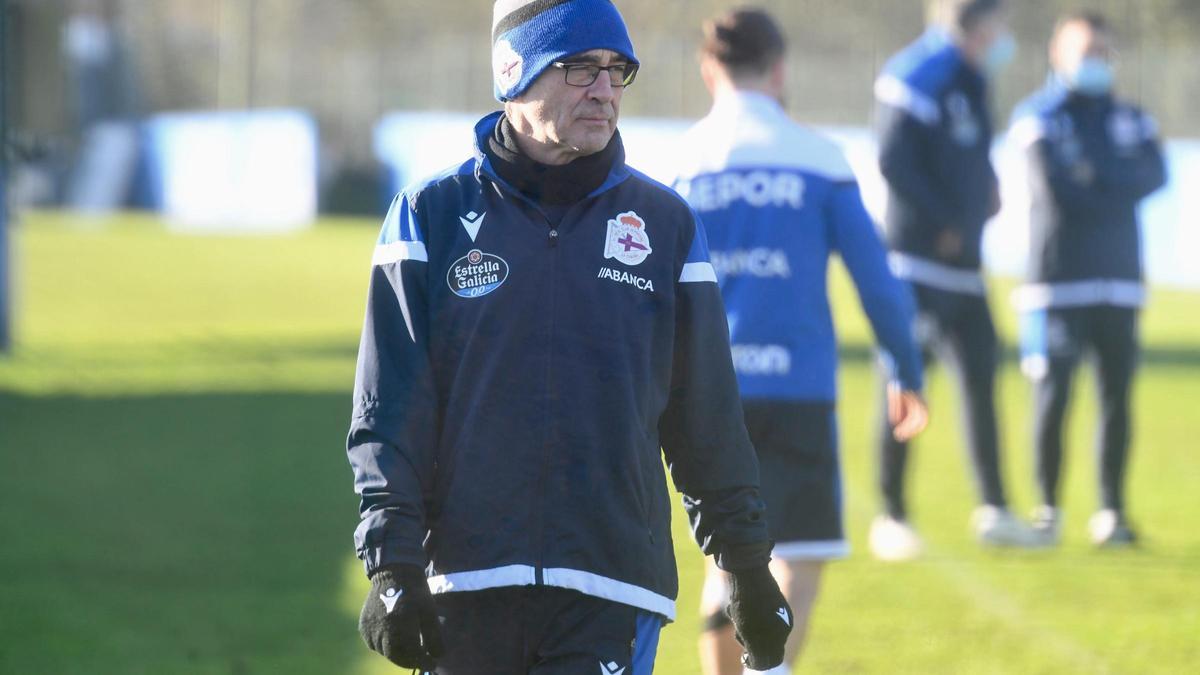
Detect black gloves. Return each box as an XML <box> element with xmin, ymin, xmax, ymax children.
<box><xmin>727</xmin><ymin>565</ymin><xmax>793</xmax><ymax>670</ymax></box>
<box><xmin>358</xmin><ymin>564</ymin><xmax>444</xmax><ymax>670</ymax></box>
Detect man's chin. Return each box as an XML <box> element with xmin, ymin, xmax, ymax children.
<box><xmin>571</xmin><ymin>129</ymin><xmax>615</xmax><ymax>157</ymax></box>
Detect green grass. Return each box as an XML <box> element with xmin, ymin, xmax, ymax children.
<box><xmin>1</xmin><ymin>210</ymin><xmax>1197</xmax><ymax>674</ymax></box>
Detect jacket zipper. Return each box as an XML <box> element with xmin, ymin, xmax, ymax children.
<box><xmin>534</xmin><ymin>209</ymin><xmax>559</xmax><ymax>586</ymax></box>
<box><xmin>482</xmin><ymin>171</ymin><xmax>586</xmax><ymax>585</ymax></box>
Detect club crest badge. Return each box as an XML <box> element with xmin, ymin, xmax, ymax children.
<box><xmin>603</xmin><ymin>211</ymin><xmax>653</xmax><ymax>266</ymax></box>
<box><xmin>447</xmin><ymin>249</ymin><xmax>509</xmax><ymax>299</ymax></box>
<box><xmin>493</xmin><ymin>39</ymin><xmax>523</xmax><ymax>94</ymax></box>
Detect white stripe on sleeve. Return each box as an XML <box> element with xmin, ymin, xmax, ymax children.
<box><xmin>372</xmin><ymin>241</ymin><xmax>428</xmax><ymax>266</ymax></box>
<box><xmin>679</xmin><ymin>262</ymin><xmax>718</xmax><ymax>283</ymax></box>
<box><xmin>874</xmin><ymin>75</ymin><xmax>941</xmax><ymax>126</ymax></box>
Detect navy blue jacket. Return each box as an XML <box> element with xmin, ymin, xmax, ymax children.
<box><xmin>347</xmin><ymin>112</ymin><xmax>769</xmax><ymax>620</ymax></box>
<box><xmin>673</xmin><ymin>91</ymin><xmax>923</xmax><ymax>400</ymax></box>
<box><xmin>874</xmin><ymin>29</ymin><xmax>998</xmax><ymax>295</ymax></box>
<box><xmin>1009</xmin><ymin>79</ymin><xmax>1167</xmax><ymax>310</ymax></box>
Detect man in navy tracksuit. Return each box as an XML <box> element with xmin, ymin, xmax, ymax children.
<box><xmin>871</xmin><ymin>0</ymin><xmax>1037</xmax><ymax>558</ymax></box>
<box><xmin>673</xmin><ymin>10</ymin><xmax>929</xmax><ymax>675</ymax></box>
<box><xmin>1009</xmin><ymin>11</ymin><xmax>1166</xmax><ymax>546</ymax></box>
<box><xmin>347</xmin><ymin>2</ymin><xmax>791</xmax><ymax>673</ymax></box>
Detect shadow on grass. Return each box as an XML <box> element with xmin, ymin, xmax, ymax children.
<box><xmin>0</xmin><ymin>391</ymin><xmax>366</xmax><ymax>675</ymax></box>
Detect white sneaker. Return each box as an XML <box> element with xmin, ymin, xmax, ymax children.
<box><xmin>1030</xmin><ymin>505</ymin><xmax>1062</xmax><ymax>547</ymax></box>
<box><xmin>971</xmin><ymin>505</ymin><xmax>1042</xmax><ymax>548</ymax></box>
<box><xmin>869</xmin><ymin>515</ymin><xmax>923</xmax><ymax>561</ymax></box>
<box><xmin>1088</xmin><ymin>509</ymin><xmax>1138</xmax><ymax>547</ymax></box>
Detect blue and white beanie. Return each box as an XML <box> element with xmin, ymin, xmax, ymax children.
<box><xmin>491</xmin><ymin>0</ymin><xmax>639</xmax><ymax>102</ymax></box>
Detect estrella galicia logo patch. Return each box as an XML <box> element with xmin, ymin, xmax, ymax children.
<box><xmin>447</xmin><ymin>249</ymin><xmax>509</xmax><ymax>298</ymax></box>
<box><xmin>604</xmin><ymin>211</ymin><xmax>652</xmax><ymax>266</ymax></box>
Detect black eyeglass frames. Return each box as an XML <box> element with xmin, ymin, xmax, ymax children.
<box><xmin>551</xmin><ymin>61</ymin><xmax>639</xmax><ymax>88</ymax></box>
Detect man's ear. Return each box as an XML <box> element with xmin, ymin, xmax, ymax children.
<box><xmin>769</xmin><ymin>59</ymin><xmax>786</xmax><ymax>96</ymax></box>
<box><xmin>502</xmin><ymin>99</ymin><xmax>527</xmax><ymax>133</ymax></box>
<box><xmin>1048</xmin><ymin>29</ymin><xmax>1062</xmax><ymax>73</ymax></box>
<box><xmin>699</xmin><ymin>56</ymin><xmax>721</xmax><ymax>96</ymax></box>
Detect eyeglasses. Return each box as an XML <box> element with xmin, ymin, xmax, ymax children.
<box><xmin>551</xmin><ymin>61</ymin><xmax>639</xmax><ymax>88</ymax></box>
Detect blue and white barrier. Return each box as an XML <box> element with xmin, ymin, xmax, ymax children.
<box><xmin>375</xmin><ymin>111</ymin><xmax>1195</xmax><ymax>290</ymax></box>
<box><xmin>143</xmin><ymin>109</ymin><xmax>318</xmax><ymax>233</ymax></box>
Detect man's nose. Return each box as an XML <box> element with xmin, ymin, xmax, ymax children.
<box><xmin>587</xmin><ymin>69</ymin><xmax>616</xmax><ymax>102</ymax></box>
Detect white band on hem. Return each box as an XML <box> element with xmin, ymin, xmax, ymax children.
<box><xmin>543</xmin><ymin>567</ymin><xmax>676</xmax><ymax>621</ymax></box>
<box><xmin>424</xmin><ymin>564</ymin><xmax>677</xmax><ymax>621</ymax></box>
<box><xmin>888</xmin><ymin>252</ymin><xmax>986</xmax><ymax>296</ymax></box>
<box><xmin>426</xmin><ymin>564</ymin><xmax>536</xmax><ymax>594</ymax></box>
<box><xmin>771</xmin><ymin>539</ymin><xmax>850</xmax><ymax>561</ymax></box>
<box><xmin>1013</xmin><ymin>280</ymin><xmax>1145</xmax><ymax>311</ymax></box>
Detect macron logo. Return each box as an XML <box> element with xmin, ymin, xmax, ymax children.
<box><xmin>600</xmin><ymin>661</ymin><xmax>625</xmax><ymax>675</ymax></box>
<box><xmin>380</xmin><ymin>587</ymin><xmax>402</xmax><ymax>614</ymax></box>
<box><xmin>777</xmin><ymin>606</ymin><xmax>791</xmax><ymax>627</ymax></box>
<box><xmin>460</xmin><ymin>211</ymin><xmax>485</xmax><ymax>242</ymax></box>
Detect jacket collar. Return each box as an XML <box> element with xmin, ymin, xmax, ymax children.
<box><xmin>1044</xmin><ymin>73</ymin><xmax>1114</xmax><ymax>108</ymax></box>
<box><xmin>471</xmin><ymin>111</ymin><xmax>631</xmax><ymax>202</ymax></box>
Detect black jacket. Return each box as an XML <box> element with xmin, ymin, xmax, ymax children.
<box><xmin>1009</xmin><ymin>80</ymin><xmax>1167</xmax><ymax>308</ymax></box>
<box><xmin>347</xmin><ymin>112</ymin><xmax>771</xmax><ymax>621</ymax></box>
<box><xmin>874</xmin><ymin>29</ymin><xmax>999</xmax><ymax>291</ymax></box>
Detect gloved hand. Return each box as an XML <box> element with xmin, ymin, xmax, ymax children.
<box><xmin>358</xmin><ymin>564</ymin><xmax>444</xmax><ymax>670</ymax></box>
<box><xmin>727</xmin><ymin>565</ymin><xmax>792</xmax><ymax>670</ymax></box>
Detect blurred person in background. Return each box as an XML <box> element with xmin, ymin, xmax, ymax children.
<box><xmin>346</xmin><ymin>1</ymin><xmax>791</xmax><ymax>672</ymax></box>
<box><xmin>672</xmin><ymin>8</ymin><xmax>929</xmax><ymax>675</ymax></box>
<box><xmin>1009</xmin><ymin>11</ymin><xmax>1166</xmax><ymax>547</ymax></box>
<box><xmin>61</xmin><ymin>0</ymin><xmax>141</xmax><ymax>211</ymax></box>
<box><xmin>869</xmin><ymin>0</ymin><xmax>1040</xmax><ymax>560</ymax></box>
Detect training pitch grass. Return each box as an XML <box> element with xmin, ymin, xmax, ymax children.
<box><xmin>0</xmin><ymin>212</ymin><xmax>1197</xmax><ymax>674</ymax></box>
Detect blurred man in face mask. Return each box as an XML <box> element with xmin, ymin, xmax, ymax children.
<box><xmin>870</xmin><ymin>0</ymin><xmax>1039</xmax><ymax>561</ymax></box>
<box><xmin>1009</xmin><ymin>11</ymin><xmax>1166</xmax><ymax>548</ymax></box>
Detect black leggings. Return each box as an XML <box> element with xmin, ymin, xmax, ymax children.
<box><xmin>1032</xmin><ymin>306</ymin><xmax>1137</xmax><ymax>512</ymax></box>
<box><xmin>878</xmin><ymin>284</ymin><xmax>1007</xmax><ymax>520</ymax></box>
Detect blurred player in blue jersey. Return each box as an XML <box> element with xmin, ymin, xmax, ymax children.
<box><xmin>1009</xmin><ymin>11</ymin><xmax>1166</xmax><ymax>546</ymax></box>
<box><xmin>673</xmin><ymin>9</ymin><xmax>929</xmax><ymax>674</ymax></box>
<box><xmin>871</xmin><ymin>0</ymin><xmax>1039</xmax><ymax>559</ymax></box>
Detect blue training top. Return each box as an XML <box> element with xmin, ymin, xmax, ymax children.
<box><xmin>672</xmin><ymin>91</ymin><xmax>923</xmax><ymax>402</ymax></box>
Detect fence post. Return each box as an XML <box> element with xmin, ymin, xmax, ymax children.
<box><xmin>0</xmin><ymin>0</ymin><xmax>11</xmax><ymax>354</ymax></box>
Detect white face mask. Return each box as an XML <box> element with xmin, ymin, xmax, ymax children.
<box><xmin>1065</xmin><ymin>57</ymin><xmax>1114</xmax><ymax>95</ymax></box>
<box><xmin>983</xmin><ymin>32</ymin><xmax>1017</xmax><ymax>75</ymax></box>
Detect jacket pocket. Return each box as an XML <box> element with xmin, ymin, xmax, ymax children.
<box><xmin>633</xmin><ymin>435</ymin><xmax>660</xmax><ymax>544</ymax></box>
